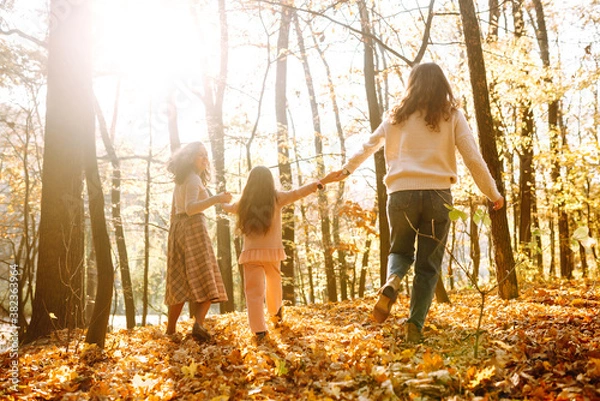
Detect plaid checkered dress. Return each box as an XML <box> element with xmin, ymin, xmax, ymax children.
<box><xmin>165</xmin><ymin>213</ymin><xmax>228</xmax><ymax>306</ymax></box>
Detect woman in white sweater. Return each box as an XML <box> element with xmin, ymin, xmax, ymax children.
<box><xmin>323</xmin><ymin>62</ymin><xmax>504</xmax><ymax>343</ymax></box>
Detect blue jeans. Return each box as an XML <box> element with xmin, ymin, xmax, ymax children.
<box><xmin>386</xmin><ymin>189</ymin><xmax>452</xmax><ymax>331</ymax></box>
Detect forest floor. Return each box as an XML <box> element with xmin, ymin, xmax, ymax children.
<box><xmin>2</xmin><ymin>281</ymin><xmax>600</xmax><ymax>400</ymax></box>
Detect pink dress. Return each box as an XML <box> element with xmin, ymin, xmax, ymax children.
<box><xmin>224</xmin><ymin>182</ymin><xmax>319</xmax><ymax>333</ymax></box>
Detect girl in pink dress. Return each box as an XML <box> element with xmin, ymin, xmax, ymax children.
<box><xmin>223</xmin><ymin>166</ymin><xmax>324</xmax><ymax>341</ymax></box>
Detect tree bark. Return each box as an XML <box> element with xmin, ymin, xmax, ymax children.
<box><xmin>293</xmin><ymin>14</ymin><xmax>337</xmax><ymax>302</ymax></box>
<box><xmin>458</xmin><ymin>0</ymin><xmax>519</xmax><ymax>300</ymax></box>
<box><xmin>24</xmin><ymin>0</ymin><xmax>90</xmax><ymax>343</ymax></box>
<box><xmin>308</xmin><ymin>20</ymin><xmax>349</xmax><ymax>301</ymax></box>
<box><xmin>470</xmin><ymin>198</ymin><xmax>481</xmax><ymax>281</ymax></box>
<box><xmin>142</xmin><ymin>105</ymin><xmax>152</xmax><ymax>325</ymax></box>
<box><xmin>84</xmin><ymin>107</ymin><xmax>115</xmax><ymax>349</ymax></box>
<box><xmin>530</xmin><ymin>0</ymin><xmax>573</xmax><ymax>278</ymax></box>
<box><xmin>275</xmin><ymin>4</ymin><xmax>296</xmax><ymax>303</ymax></box>
<box><xmin>512</xmin><ymin>0</ymin><xmax>535</xmax><ymax>257</ymax></box>
<box><xmin>94</xmin><ymin>88</ymin><xmax>136</xmax><ymax>330</ymax></box>
<box><xmin>198</xmin><ymin>0</ymin><xmax>234</xmax><ymax>312</ymax></box>
<box><xmin>487</xmin><ymin>0</ymin><xmax>501</xmax><ymax>41</ymax></box>
<box><xmin>358</xmin><ymin>0</ymin><xmax>389</xmax><ymax>287</ymax></box>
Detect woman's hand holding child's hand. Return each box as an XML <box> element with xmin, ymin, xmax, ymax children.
<box><xmin>219</xmin><ymin>192</ymin><xmax>233</xmax><ymax>204</ymax></box>
<box><xmin>321</xmin><ymin>170</ymin><xmax>346</xmax><ymax>184</ymax></box>
<box><xmin>492</xmin><ymin>196</ymin><xmax>504</xmax><ymax>210</ymax></box>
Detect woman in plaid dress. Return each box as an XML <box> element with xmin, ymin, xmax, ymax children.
<box><xmin>165</xmin><ymin>142</ymin><xmax>232</xmax><ymax>341</ymax></box>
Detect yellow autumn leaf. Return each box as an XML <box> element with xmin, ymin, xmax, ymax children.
<box><xmin>468</xmin><ymin>366</ymin><xmax>496</xmax><ymax>389</ymax></box>
<box><xmin>401</xmin><ymin>348</ymin><xmax>416</xmax><ymax>359</ymax></box>
<box><xmin>419</xmin><ymin>349</ymin><xmax>444</xmax><ymax>372</ymax></box>
<box><xmin>181</xmin><ymin>361</ymin><xmax>198</xmax><ymax>379</ymax></box>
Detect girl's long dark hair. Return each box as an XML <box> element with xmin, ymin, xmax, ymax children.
<box><xmin>388</xmin><ymin>62</ymin><xmax>457</xmax><ymax>131</ymax></box>
<box><xmin>167</xmin><ymin>142</ymin><xmax>210</xmax><ymax>185</ymax></box>
<box><xmin>237</xmin><ymin>166</ymin><xmax>277</xmax><ymax>236</ymax></box>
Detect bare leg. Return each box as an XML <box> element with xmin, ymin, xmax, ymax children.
<box><xmin>166</xmin><ymin>303</ymin><xmax>184</xmax><ymax>334</ymax></box>
<box><xmin>192</xmin><ymin>301</ymin><xmax>211</xmax><ymax>326</ymax></box>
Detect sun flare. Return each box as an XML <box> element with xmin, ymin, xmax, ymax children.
<box><xmin>94</xmin><ymin>0</ymin><xmax>216</xmax><ymax>93</ymax></box>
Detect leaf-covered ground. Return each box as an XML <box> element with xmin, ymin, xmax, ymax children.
<box><xmin>2</xmin><ymin>282</ymin><xmax>600</xmax><ymax>400</ymax></box>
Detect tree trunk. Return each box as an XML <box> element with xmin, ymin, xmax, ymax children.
<box><xmin>486</xmin><ymin>0</ymin><xmax>501</xmax><ymax>41</ymax></box>
<box><xmin>84</xmin><ymin>108</ymin><xmax>115</xmax><ymax>349</ymax></box>
<box><xmin>458</xmin><ymin>0</ymin><xmax>519</xmax><ymax>300</ymax></box>
<box><xmin>308</xmin><ymin>20</ymin><xmax>349</xmax><ymax>302</ymax></box>
<box><xmin>24</xmin><ymin>0</ymin><xmax>90</xmax><ymax>343</ymax></box>
<box><xmin>512</xmin><ymin>0</ymin><xmax>535</xmax><ymax>257</ymax></box>
<box><xmin>530</xmin><ymin>0</ymin><xmax>573</xmax><ymax>278</ymax></box>
<box><xmin>448</xmin><ymin>220</ymin><xmax>457</xmax><ymax>290</ymax></box>
<box><xmin>142</xmin><ymin>104</ymin><xmax>152</xmax><ymax>325</ymax></box>
<box><xmin>16</xmin><ymin>117</ymin><xmax>37</xmax><ymax>337</ymax></box>
<box><xmin>293</xmin><ymin>15</ymin><xmax>337</xmax><ymax>302</ymax></box>
<box><xmin>470</xmin><ymin>198</ymin><xmax>481</xmax><ymax>281</ymax></box>
<box><xmin>358</xmin><ymin>0</ymin><xmax>389</xmax><ymax>287</ymax></box>
<box><xmin>275</xmin><ymin>4</ymin><xmax>295</xmax><ymax>303</ymax></box>
<box><xmin>518</xmin><ymin>105</ymin><xmax>534</xmax><ymax>251</ymax></box>
<box><xmin>358</xmin><ymin>238</ymin><xmax>372</xmax><ymax>298</ymax></box>
<box><xmin>199</xmin><ymin>0</ymin><xmax>234</xmax><ymax>312</ymax></box>
<box><xmin>94</xmin><ymin>89</ymin><xmax>136</xmax><ymax>330</ymax></box>
<box><xmin>557</xmin><ymin>112</ymin><xmax>573</xmax><ymax>279</ymax></box>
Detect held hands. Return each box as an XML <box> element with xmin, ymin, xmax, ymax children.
<box><xmin>492</xmin><ymin>196</ymin><xmax>504</xmax><ymax>210</ymax></box>
<box><xmin>321</xmin><ymin>170</ymin><xmax>347</xmax><ymax>184</ymax></box>
<box><xmin>218</xmin><ymin>191</ymin><xmax>233</xmax><ymax>204</ymax></box>
<box><xmin>313</xmin><ymin>169</ymin><xmax>349</xmax><ymax>191</ymax></box>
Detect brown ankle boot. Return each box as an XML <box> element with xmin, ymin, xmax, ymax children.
<box><xmin>372</xmin><ymin>275</ymin><xmax>401</xmax><ymax>323</ymax></box>
<box><xmin>405</xmin><ymin>322</ymin><xmax>422</xmax><ymax>343</ymax></box>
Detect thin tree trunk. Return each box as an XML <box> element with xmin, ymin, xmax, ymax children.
<box><xmin>358</xmin><ymin>0</ymin><xmax>389</xmax><ymax>287</ymax></box>
<box><xmin>142</xmin><ymin>104</ymin><xmax>152</xmax><ymax>326</ymax></box>
<box><xmin>307</xmin><ymin>20</ymin><xmax>349</xmax><ymax>300</ymax></box>
<box><xmin>458</xmin><ymin>0</ymin><xmax>519</xmax><ymax>300</ymax></box>
<box><xmin>449</xmin><ymin>221</ymin><xmax>458</xmax><ymax>290</ymax></box>
<box><xmin>198</xmin><ymin>0</ymin><xmax>234</xmax><ymax>312</ymax></box>
<box><xmin>557</xmin><ymin>110</ymin><xmax>573</xmax><ymax>279</ymax></box>
<box><xmin>487</xmin><ymin>0</ymin><xmax>501</xmax><ymax>40</ymax></box>
<box><xmin>300</xmin><ymin>204</ymin><xmax>316</xmax><ymax>304</ymax></box>
<box><xmin>16</xmin><ymin>116</ymin><xmax>35</xmax><ymax>337</ymax></box>
<box><xmin>293</xmin><ymin>14</ymin><xmax>336</xmax><ymax>302</ymax></box>
<box><xmin>358</xmin><ymin>238</ymin><xmax>372</xmax><ymax>298</ymax></box>
<box><xmin>579</xmin><ymin>210</ymin><xmax>589</xmax><ymax>278</ymax></box>
<box><xmin>513</xmin><ymin>0</ymin><xmax>535</xmax><ymax>257</ymax></box>
<box><xmin>275</xmin><ymin>4</ymin><xmax>295</xmax><ymax>303</ymax></box>
<box><xmin>531</xmin><ymin>0</ymin><xmax>573</xmax><ymax>278</ymax></box>
<box><xmin>94</xmin><ymin>87</ymin><xmax>136</xmax><ymax>330</ymax></box>
<box><xmin>84</xmin><ymin>107</ymin><xmax>115</xmax><ymax>349</ymax></box>
<box><xmin>436</xmin><ymin>221</ymin><xmax>452</xmax><ymax>303</ymax></box>
<box><xmin>470</xmin><ymin>198</ymin><xmax>481</xmax><ymax>281</ymax></box>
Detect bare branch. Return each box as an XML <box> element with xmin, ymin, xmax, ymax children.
<box><xmin>0</xmin><ymin>28</ymin><xmax>46</xmax><ymax>48</ymax></box>
<box><xmin>254</xmin><ymin>0</ymin><xmax>414</xmax><ymax>66</ymax></box>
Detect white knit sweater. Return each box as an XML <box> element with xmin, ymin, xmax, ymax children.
<box><xmin>342</xmin><ymin>109</ymin><xmax>502</xmax><ymax>201</ymax></box>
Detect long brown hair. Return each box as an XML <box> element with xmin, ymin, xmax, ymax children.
<box><xmin>237</xmin><ymin>166</ymin><xmax>277</xmax><ymax>236</ymax></box>
<box><xmin>167</xmin><ymin>142</ymin><xmax>210</xmax><ymax>185</ymax></box>
<box><xmin>388</xmin><ymin>62</ymin><xmax>457</xmax><ymax>131</ymax></box>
